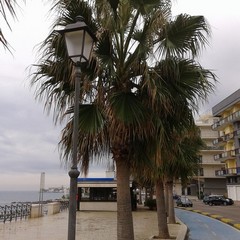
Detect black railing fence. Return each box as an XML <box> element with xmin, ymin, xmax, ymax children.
<box><xmin>0</xmin><ymin>203</ymin><xmax>31</xmax><ymax>223</ymax></box>
<box><xmin>0</xmin><ymin>200</ymin><xmax>69</xmax><ymax>223</ymax></box>
<box><xmin>59</xmin><ymin>200</ymin><xmax>69</xmax><ymax>211</ymax></box>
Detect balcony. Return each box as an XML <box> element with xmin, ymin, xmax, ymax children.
<box><xmin>201</xmin><ymin>146</ymin><xmax>224</xmax><ymax>152</ymax></box>
<box><xmin>229</xmin><ymin>110</ymin><xmax>240</xmax><ymax>123</ymax></box>
<box><xmin>235</xmin><ymin>148</ymin><xmax>240</xmax><ymax>155</ymax></box>
<box><xmin>234</xmin><ymin>129</ymin><xmax>240</xmax><ymax>138</ymax></box>
<box><xmin>212</xmin><ymin>109</ymin><xmax>240</xmax><ymax>131</ymax></box>
<box><xmin>214</xmin><ymin>150</ymin><xmax>236</xmax><ymax>161</ymax></box>
<box><xmin>212</xmin><ymin>117</ymin><xmax>228</xmax><ymax>131</ymax></box>
<box><xmin>215</xmin><ymin>167</ymin><xmax>240</xmax><ymax>176</ymax></box>
<box><xmin>213</xmin><ymin>137</ymin><xmax>224</xmax><ymax>146</ymax></box>
<box><xmin>213</xmin><ymin>132</ymin><xmax>234</xmax><ymax>146</ymax></box>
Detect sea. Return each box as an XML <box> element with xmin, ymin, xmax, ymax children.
<box><xmin>0</xmin><ymin>191</ymin><xmax>65</xmax><ymax>206</ymax></box>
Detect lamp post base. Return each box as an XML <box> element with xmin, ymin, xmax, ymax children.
<box><xmin>68</xmin><ymin>168</ymin><xmax>80</xmax><ymax>240</ymax></box>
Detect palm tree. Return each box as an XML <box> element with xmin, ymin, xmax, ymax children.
<box><xmin>146</xmin><ymin>11</ymin><xmax>216</xmax><ymax>234</ymax></box>
<box><xmin>163</xmin><ymin>124</ymin><xmax>204</xmax><ymax>224</ymax></box>
<box><xmin>30</xmin><ymin>1</ymin><xmax>216</xmax><ymax>239</ymax></box>
<box><xmin>0</xmin><ymin>0</ymin><xmax>25</xmax><ymax>50</ymax></box>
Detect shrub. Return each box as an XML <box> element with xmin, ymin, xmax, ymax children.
<box><xmin>144</xmin><ymin>199</ymin><xmax>156</xmax><ymax>210</ymax></box>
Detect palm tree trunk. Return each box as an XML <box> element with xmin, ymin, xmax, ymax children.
<box><xmin>155</xmin><ymin>178</ymin><xmax>170</xmax><ymax>239</ymax></box>
<box><xmin>139</xmin><ymin>187</ymin><xmax>142</xmax><ymax>204</ymax></box>
<box><xmin>166</xmin><ymin>177</ymin><xmax>176</xmax><ymax>224</ymax></box>
<box><xmin>116</xmin><ymin>159</ymin><xmax>134</xmax><ymax>240</ymax></box>
<box><xmin>164</xmin><ymin>179</ymin><xmax>169</xmax><ymax>217</ymax></box>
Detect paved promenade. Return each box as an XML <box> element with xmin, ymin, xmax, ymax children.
<box><xmin>0</xmin><ymin>206</ymin><xmax>182</xmax><ymax>240</ymax></box>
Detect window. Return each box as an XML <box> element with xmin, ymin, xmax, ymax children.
<box><xmin>80</xmin><ymin>187</ymin><xmax>117</xmax><ymax>201</ymax></box>
<box><xmin>199</xmin><ymin>168</ymin><xmax>204</xmax><ymax>176</ymax></box>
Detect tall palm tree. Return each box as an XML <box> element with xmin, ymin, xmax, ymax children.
<box><xmin>30</xmin><ymin>1</ymin><xmax>216</xmax><ymax>239</ymax></box>
<box><xmin>163</xmin><ymin>124</ymin><xmax>204</xmax><ymax>224</ymax></box>
<box><xmin>31</xmin><ymin>1</ymin><xmax>170</xmax><ymax>239</ymax></box>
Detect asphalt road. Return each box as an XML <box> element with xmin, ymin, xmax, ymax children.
<box><xmin>188</xmin><ymin>199</ymin><xmax>240</xmax><ymax>225</ymax></box>
<box><xmin>175</xmin><ymin>208</ymin><xmax>240</xmax><ymax>240</ymax></box>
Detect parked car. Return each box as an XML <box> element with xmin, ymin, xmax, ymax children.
<box><xmin>173</xmin><ymin>194</ymin><xmax>180</xmax><ymax>200</ymax></box>
<box><xmin>203</xmin><ymin>195</ymin><xmax>223</xmax><ymax>205</ymax></box>
<box><xmin>176</xmin><ymin>196</ymin><xmax>193</xmax><ymax>207</ymax></box>
<box><xmin>207</xmin><ymin>196</ymin><xmax>234</xmax><ymax>206</ymax></box>
<box><xmin>203</xmin><ymin>195</ymin><xmax>210</xmax><ymax>204</ymax></box>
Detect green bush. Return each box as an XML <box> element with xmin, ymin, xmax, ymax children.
<box><xmin>144</xmin><ymin>199</ymin><xmax>156</xmax><ymax>210</ymax></box>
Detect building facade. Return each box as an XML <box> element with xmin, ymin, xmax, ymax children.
<box><xmin>212</xmin><ymin>89</ymin><xmax>240</xmax><ymax>201</ymax></box>
<box><xmin>77</xmin><ymin>172</ymin><xmax>137</xmax><ymax>211</ymax></box>
<box><xmin>192</xmin><ymin>115</ymin><xmax>226</xmax><ymax>197</ymax></box>
<box><xmin>174</xmin><ymin>114</ymin><xmax>226</xmax><ymax>197</ymax></box>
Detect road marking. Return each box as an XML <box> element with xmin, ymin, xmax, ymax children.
<box><xmin>204</xmin><ymin>223</ymin><xmax>209</xmax><ymax>228</ymax></box>
<box><xmin>233</xmin><ymin>223</ymin><xmax>240</xmax><ymax>229</ymax></box>
<box><xmin>220</xmin><ymin>218</ymin><xmax>233</xmax><ymax>223</ymax></box>
<box><xmin>212</xmin><ymin>231</ymin><xmax>217</xmax><ymax>236</ymax></box>
<box><xmin>210</xmin><ymin>214</ymin><xmax>222</xmax><ymax>219</ymax></box>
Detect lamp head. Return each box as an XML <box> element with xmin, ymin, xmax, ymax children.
<box><xmin>57</xmin><ymin>16</ymin><xmax>96</xmax><ymax>64</ymax></box>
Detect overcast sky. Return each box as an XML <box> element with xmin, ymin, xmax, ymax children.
<box><xmin>0</xmin><ymin>0</ymin><xmax>239</xmax><ymax>191</ymax></box>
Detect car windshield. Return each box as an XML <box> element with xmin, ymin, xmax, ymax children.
<box><xmin>180</xmin><ymin>197</ymin><xmax>190</xmax><ymax>203</ymax></box>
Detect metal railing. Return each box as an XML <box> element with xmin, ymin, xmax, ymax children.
<box><xmin>212</xmin><ymin>109</ymin><xmax>240</xmax><ymax>130</ymax></box>
<box><xmin>59</xmin><ymin>200</ymin><xmax>69</xmax><ymax>211</ymax></box>
<box><xmin>0</xmin><ymin>203</ymin><xmax>31</xmax><ymax>223</ymax></box>
<box><xmin>215</xmin><ymin>167</ymin><xmax>240</xmax><ymax>176</ymax></box>
<box><xmin>0</xmin><ymin>200</ymin><xmax>69</xmax><ymax>223</ymax></box>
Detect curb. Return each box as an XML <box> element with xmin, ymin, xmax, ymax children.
<box><xmin>175</xmin><ymin>217</ymin><xmax>188</xmax><ymax>240</ymax></box>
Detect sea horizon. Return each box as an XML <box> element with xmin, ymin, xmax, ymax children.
<box><xmin>0</xmin><ymin>190</ymin><xmax>65</xmax><ymax>206</ymax></box>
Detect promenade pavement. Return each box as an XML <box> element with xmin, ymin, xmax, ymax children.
<box><xmin>0</xmin><ymin>206</ymin><xmax>185</xmax><ymax>240</ymax></box>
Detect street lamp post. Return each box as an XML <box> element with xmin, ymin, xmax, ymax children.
<box><xmin>57</xmin><ymin>16</ymin><xmax>96</xmax><ymax>240</ymax></box>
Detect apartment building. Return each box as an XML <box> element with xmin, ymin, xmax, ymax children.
<box><xmin>212</xmin><ymin>89</ymin><xmax>240</xmax><ymax>201</ymax></box>
<box><xmin>191</xmin><ymin>115</ymin><xmax>226</xmax><ymax>196</ymax></box>
<box><xmin>174</xmin><ymin>114</ymin><xmax>226</xmax><ymax>197</ymax></box>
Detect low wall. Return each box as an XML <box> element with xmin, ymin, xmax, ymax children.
<box><xmin>30</xmin><ymin>202</ymin><xmax>61</xmax><ymax>218</ymax></box>
<box><xmin>79</xmin><ymin>202</ymin><xmax>117</xmax><ymax>211</ymax></box>
<box><xmin>30</xmin><ymin>204</ymin><xmax>43</xmax><ymax>218</ymax></box>
<box><xmin>48</xmin><ymin>202</ymin><xmax>61</xmax><ymax>215</ymax></box>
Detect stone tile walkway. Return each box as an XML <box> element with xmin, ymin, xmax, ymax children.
<box><xmin>0</xmin><ymin>207</ymin><xmax>180</xmax><ymax>240</ymax></box>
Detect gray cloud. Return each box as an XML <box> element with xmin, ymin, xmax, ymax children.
<box><xmin>0</xmin><ymin>0</ymin><xmax>240</xmax><ymax>190</ymax></box>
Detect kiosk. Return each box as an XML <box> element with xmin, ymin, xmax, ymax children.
<box><xmin>77</xmin><ymin>177</ymin><xmax>137</xmax><ymax>211</ymax></box>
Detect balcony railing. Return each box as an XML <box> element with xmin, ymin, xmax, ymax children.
<box><xmin>213</xmin><ymin>137</ymin><xmax>224</xmax><ymax>145</ymax></box>
<box><xmin>215</xmin><ymin>167</ymin><xmax>240</xmax><ymax>176</ymax></box>
<box><xmin>212</xmin><ymin>109</ymin><xmax>240</xmax><ymax>130</ymax></box>
<box><xmin>214</xmin><ymin>150</ymin><xmax>236</xmax><ymax>161</ymax></box>
<box><xmin>202</xmin><ymin>145</ymin><xmax>224</xmax><ymax>150</ymax></box>
<box><xmin>234</xmin><ymin>129</ymin><xmax>240</xmax><ymax>138</ymax></box>
<box><xmin>213</xmin><ymin>132</ymin><xmax>234</xmax><ymax>146</ymax></box>
<box><xmin>235</xmin><ymin>148</ymin><xmax>240</xmax><ymax>155</ymax></box>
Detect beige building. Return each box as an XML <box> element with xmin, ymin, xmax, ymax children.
<box><xmin>192</xmin><ymin>115</ymin><xmax>226</xmax><ymax>197</ymax></box>
<box><xmin>174</xmin><ymin>114</ymin><xmax>226</xmax><ymax>197</ymax></box>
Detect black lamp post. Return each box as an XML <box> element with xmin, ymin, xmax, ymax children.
<box><xmin>57</xmin><ymin>16</ymin><xmax>96</xmax><ymax>240</ymax></box>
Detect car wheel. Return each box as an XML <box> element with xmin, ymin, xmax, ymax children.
<box><xmin>223</xmin><ymin>202</ymin><xmax>227</xmax><ymax>206</ymax></box>
<box><xmin>209</xmin><ymin>202</ymin><xmax>213</xmax><ymax>206</ymax></box>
